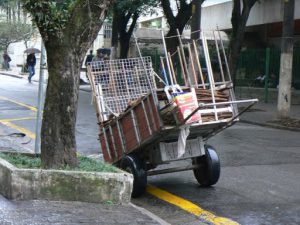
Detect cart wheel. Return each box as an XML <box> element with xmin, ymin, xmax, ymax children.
<box><xmin>192</xmin><ymin>145</ymin><xmax>220</xmax><ymax>186</ymax></box>
<box><xmin>121</xmin><ymin>154</ymin><xmax>147</xmax><ymax>198</ymax></box>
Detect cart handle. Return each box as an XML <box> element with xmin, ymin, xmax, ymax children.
<box><xmin>183</xmin><ymin>99</ymin><xmax>258</xmax><ymax>124</ymax></box>
<box><xmin>202</xmin><ymin>100</ymin><xmax>258</xmax><ymax>141</ymax></box>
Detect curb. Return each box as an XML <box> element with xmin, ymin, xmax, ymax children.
<box><xmin>0</xmin><ymin>152</ymin><xmax>133</xmax><ymax>204</ymax></box>
<box><xmin>0</xmin><ymin>72</ymin><xmax>23</xmax><ymax>79</ymax></box>
<box><xmin>129</xmin><ymin>203</ymin><xmax>171</xmax><ymax>225</ymax></box>
<box><xmin>1</xmin><ymin>72</ymin><xmax>91</xmax><ymax>91</ymax></box>
<box><xmin>240</xmin><ymin>119</ymin><xmax>300</xmax><ymax>132</ymax></box>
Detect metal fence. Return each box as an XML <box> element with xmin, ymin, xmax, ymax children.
<box><xmin>236</xmin><ymin>47</ymin><xmax>300</xmax><ymax>90</ymax></box>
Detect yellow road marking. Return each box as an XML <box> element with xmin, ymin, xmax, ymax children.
<box><xmin>0</xmin><ymin>121</ymin><xmax>35</xmax><ymax>139</ymax></box>
<box><xmin>0</xmin><ymin>97</ymin><xmax>37</xmax><ymax>139</ymax></box>
<box><xmin>0</xmin><ymin>117</ymin><xmax>35</xmax><ymax>122</ymax></box>
<box><xmin>0</xmin><ymin>96</ymin><xmax>37</xmax><ymax>112</ymax></box>
<box><xmin>147</xmin><ymin>185</ymin><xmax>239</xmax><ymax>225</ymax></box>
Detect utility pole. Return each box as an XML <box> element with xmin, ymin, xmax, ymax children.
<box><xmin>34</xmin><ymin>41</ymin><xmax>46</xmax><ymax>154</ymax></box>
<box><xmin>277</xmin><ymin>0</ymin><xmax>295</xmax><ymax>118</ymax></box>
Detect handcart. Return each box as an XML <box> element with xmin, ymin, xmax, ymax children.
<box><xmin>87</xmin><ymin>30</ymin><xmax>258</xmax><ymax>197</ymax></box>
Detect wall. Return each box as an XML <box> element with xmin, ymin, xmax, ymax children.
<box><xmin>201</xmin><ymin>0</ymin><xmax>300</xmax><ymax>31</ymax></box>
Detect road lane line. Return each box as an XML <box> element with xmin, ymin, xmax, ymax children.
<box><xmin>0</xmin><ymin>121</ymin><xmax>35</xmax><ymax>139</ymax></box>
<box><xmin>147</xmin><ymin>185</ymin><xmax>239</xmax><ymax>225</ymax></box>
<box><xmin>0</xmin><ymin>117</ymin><xmax>35</xmax><ymax>122</ymax></box>
<box><xmin>0</xmin><ymin>96</ymin><xmax>37</xmax><ymax>112</ymax></box>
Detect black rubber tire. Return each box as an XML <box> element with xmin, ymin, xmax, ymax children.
<box><xmin>192</xmin><ymin>145</ymin><xmax>220</xmax><ymax>186</ymax></box>
<box><xmin>121</xmin><ymin>154</ymin><xmax>147</xmax><ymax>198</ymax></box>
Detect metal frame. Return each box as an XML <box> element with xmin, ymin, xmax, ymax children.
<box><xmin>87</xmin><ymin>29</ymin><xmax>258</xmax><ymax>174</ymax></box>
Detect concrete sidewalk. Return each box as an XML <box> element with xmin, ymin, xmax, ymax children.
<box><xmin>0</xmin><ymin>195</ymin><xmax>169</xmax><ymax>225</ymax></box>
<box><xmin>240</xmin><ymin>102</ymin><xmax>300</xmax><ymax>132</ymax></box>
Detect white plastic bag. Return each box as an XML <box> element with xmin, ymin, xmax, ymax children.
<box><xmin>177</xmin><ymin>126</ymin><xmax>190</xmax><ymax>158</ymax></box>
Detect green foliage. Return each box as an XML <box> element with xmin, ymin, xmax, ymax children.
<box><xmin>22</xmin><ymin>0</ymin><xmax>77</xmax><ymax>38</ymax></box>
<box><xmin>0</xmin><ymin>153</ymin><xmax>41</xmax><ymax>168</ymax></box>
<box><xmin>0</xmin><ymin>21</ymin><xmax>33</xmax><ymax>50</ymax></box>
<box><xmin>68</xmin><ymin>156</ymin><xmax>119</xmax><ymax>173</ymax></box>
<box><xmin>104</xmin><ymin>200</ymin><xmax>114</xmax><ymax>205</ymax></box>
<box><xmin>0</xmin><ymin>153</ymin><xmax>119</xmax><ymax>173</ymax></box>
<box><xmin>115</xmin><ymin>0</ymin><xmax>158</xmax><ymax>16</ymax></box>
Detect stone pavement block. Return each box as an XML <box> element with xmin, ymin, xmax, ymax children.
<box><xmin>0</xmin><ymin>195</ymin><xmax>161</xmax><ymax>225</ymax></box>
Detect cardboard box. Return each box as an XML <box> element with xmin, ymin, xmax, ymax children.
<box><xmin>174</xmin><ymin>91</ymin><xmax>201</xmax><ymax>124</ymax></box>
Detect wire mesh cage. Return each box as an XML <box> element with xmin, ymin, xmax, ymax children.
<box><xmin>88</xmin><ymin>56</ymin><xmax>157</xmax><ymax>117</ymax></box>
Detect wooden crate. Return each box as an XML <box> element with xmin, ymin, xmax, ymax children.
<box><xmin>99</xmin><ymin>93</ymin><xmax>161</xmax><ymax>164</ymax></box>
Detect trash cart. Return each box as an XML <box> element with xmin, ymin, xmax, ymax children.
<box><xmin>87</xmin><ymin>30</ymin><xmax>258</xmax><ymax>197</ymax></box>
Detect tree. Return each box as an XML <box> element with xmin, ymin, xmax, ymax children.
<box><xmin>22</xmin><ymin>0</ymin><xmax>114</xmax><ymax>169</ymax></box>
<box><xmin>111</xmin><ymin>0</ymin><xmax>158</xmax><ymax>59</ymax></box>
<box><xmin>277</xmin><ymin>0</ymin><xmax>295</xmax><ymax>118</ymax></box>
<box><xmin>160</xmin><ymin>0</ymin><xmax>204</xmax><ymax>54</ymax></box>
<box><xmin>190</xmin><ymin>0</ymin><xmax>202</xmax><ymax>40</ymax></box>
<box><xmin>0</xmin><ymin>22</ymin><xmax>32</xmax><ymax>51</ymax></box>
<box><xmin>228</xmin><ymin>0</ymin><xmax>259</xmax><ymax>85</ymax></box>
<box><xmin>0</xmin><ymin>0</ymin><xmax>24</xmax><ymax>23</ymax></box>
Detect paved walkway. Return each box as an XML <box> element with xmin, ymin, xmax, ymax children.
<box><xmin>240</xmin><ymin>101</ymin><xmax>300</xmax><ymax>131</ymax></box>
<box><xmin>0</xmin><ymin>195</ymin><xmax>169</xmax><ymax>225</ymax></box>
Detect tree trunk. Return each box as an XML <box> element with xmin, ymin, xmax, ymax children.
<box><xmin>228</xmin><ymin>28</ymin><xmax>245</xmax><ymax>85</ymax></box>
<box><xmin>165</xmin><ymin>27</ymin><xmax>182</xmax><ymax>55</ymax></box>
<box><xmin>41</xmin><ymin>43</ymin><xmax>82</xmax><ymax>168</ymax></box>
<box><xmin>17</xmin><ymin>1</ymin><xmax>21</xmax><ymax>22</ymax></box>
<box><xmin>7</xmin><ymin>6</ymin><xmax>11</xmax><ymax>22</ymax></box>
<box><xmin>111</xmin><ymin>7</ymin><xmax>119</xmax><ymax>59</ymax></box>
<box><xmin>191</xmin><ymin>0</ymin><xmax>202</xmax><ymax>40</ymax></box>
<box><xmin>22</xmin><ymin>0</ymin><xmax>113</xmax><ymax>169</ymax></box>
<box><xmin>277</xmin><ymin>0</ymin><xmax>295</xmax><ymax>118</ymax></box>
<box><xmin>229</xmin><ymin>0</ymin><xmax>258</xmax><ymax>86</ymax></box>
<box><xmin>116</xmin><ymin>12</ymin><xmax>138</xmax><ymax>59</ymax></box>
<box><xmin>119</xmin><ymin>34</ymin><xmax>130</xmax><ymax>59</ymax></box>
<box><xmin>161</xmin><ymin>0</ymin><xmax>193</xmax><ymax>55</ymax></box>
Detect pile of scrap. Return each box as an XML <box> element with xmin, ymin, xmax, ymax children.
<box><xmin>159</xmin><ymin>88</ymin><xmax>233</xmax><ymax>126</ymax></box>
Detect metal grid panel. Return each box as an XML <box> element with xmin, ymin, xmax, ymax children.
<box><xmin>90</xmin><ymin>56</ymin><xmax>156</xmax><ymax>115</ymax></box>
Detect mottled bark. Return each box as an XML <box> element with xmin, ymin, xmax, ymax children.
<box><xmin>41</xmin><ymin>44</ymin><xmax>81</xmax><ymax>168</ymax></box>
<box><xmin>23</xmin><ymin>0</ymin><xmax>114</xmax><ymax>168</ymax></box>
<box><xmin>277</xmin><ymin>0</ymin><xmax>295</xmax><ymax>118</ymax></box>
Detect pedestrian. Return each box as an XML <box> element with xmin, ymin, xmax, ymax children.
<box><xmin>2</xmin><ymin>51</ymin><xmax>11</xmax><ymax>70</ymax></box>
<box><xmin>92</xmin><ymin>49</ymin><xmax>110</xmax><ymax>83</ymax></box>
<box><xmin>83</xmin><ymin>50</ymin><xmax>94</xmax><ymax>83</ymax></box>
<box><xmin>26</xmin><ymin>53</ymin><xmax>36</xmax><ymax>83</ymax></box>
<box><xmin>85</xmin><ymin>50</ymin><xmax>94</xmax><ymax>67</ymax></box>
<box><xmin>92</xmin><ymin>49</ymin><xmax>105</xmax><ymax>62</ymax></box>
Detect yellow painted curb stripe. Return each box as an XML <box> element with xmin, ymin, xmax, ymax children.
<box><xmin>0</xmin><ymin>121</ymin><xmax>35</xmax><ymax>139</ymax></box>
<box><xmin>147</xmin><ymin>185</ymin><xmax>239</xmax><ymax>225</ymax></box>
<box><xmin>0</xmin><ymin>96</ymin><xmax>37</xmax><ymax>112</ymax></box>
<box><xmin>0</xmin><ymin>117</ymin><xmax>35</xmax><ymax>122</ymax></box>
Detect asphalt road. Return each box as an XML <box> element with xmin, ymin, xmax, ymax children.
<box><xmin>0</xmin><ymin>75</ymin><xmax>100</xmax><ymax>155</ymax></box>
<box><xmin>1</xmin><ymin>75</ymin><xmax>299</xmax><ymax>225</ymax></box>
<box><xmin>133</xmin><ymin>123</ymin><xmax>300</xmax><ymax>225</ymax></box>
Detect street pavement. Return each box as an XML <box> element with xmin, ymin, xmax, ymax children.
<box><xmin>0</xmin><ymin>69</ymin><xmax>299</xmax><ymax>225</ymax></box>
